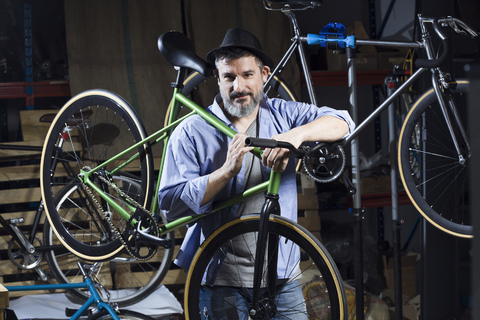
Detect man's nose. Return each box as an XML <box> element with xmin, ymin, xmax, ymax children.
<box><xmin>234</xmin><ymin>77</ymin><xmax>246</xmax><ymax>92</ymax></box>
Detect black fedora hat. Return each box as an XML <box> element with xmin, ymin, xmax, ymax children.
<box><xmin>206</xmin><ymin>28</ymin><xmax>274</xmax><ymax>69</ymax></box>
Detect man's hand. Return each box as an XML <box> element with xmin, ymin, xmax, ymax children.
<box><xmin>201</xmin><ymin>133</ymin><xmax>253</xmax><ymax>206</ymax></box>
<box><xmin>222</xmin><ymin>133</ymin><xmax>254</xmax><ymax>177</ymax></box>
<box><xmin>261</xmin><ymin>131</ymin><xmax>300</xmax><ymax>172</ymax></box>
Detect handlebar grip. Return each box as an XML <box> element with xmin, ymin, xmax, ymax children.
<box><xmin>415</xmin><ymin>38</ymin><xmax>451</xmax><ymax>68</ymax></box>
<box><xmin>245</xmin><ymin>137</ymin><xmax>278</xmax><ymax>148</ymax></box>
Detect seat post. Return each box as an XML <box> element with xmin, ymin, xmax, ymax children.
<box><xmin>173</xmin><ymin>66</ymin><xmax>186</xmax><ymax>89</ymax></box>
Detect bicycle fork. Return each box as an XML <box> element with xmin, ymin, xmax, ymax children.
<box><xmin>249</xmin><ymin>173</ymin><xmax>282</xmax><ymax>319</ymax></box>
<box><xmin>431</xmin><ymin>71</ymin><xmax>470</xmax><ymax>164</ymax></box>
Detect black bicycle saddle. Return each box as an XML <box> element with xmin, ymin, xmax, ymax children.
<box><xmin>158</xmin><ymin>31</ymin><xmax>213</xmax><ymax>77</ymax></box>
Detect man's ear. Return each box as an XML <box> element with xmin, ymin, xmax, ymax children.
<box><xmin>262</xmin><ymin>65</ymin><xmax>270</xmax><ymax>82</ymax></box>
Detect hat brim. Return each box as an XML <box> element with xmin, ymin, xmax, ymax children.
<box><xmin>206</xmin><ymin>46</ymin><xmax>274</xmax><ymax>69</ymax></box>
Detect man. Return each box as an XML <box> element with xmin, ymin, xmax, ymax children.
<box><xmin>159</xmin><ymin>28</ymin><xmax>354</xmax><ymax>319</ymax></box>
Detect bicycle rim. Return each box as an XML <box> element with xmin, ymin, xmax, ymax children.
<box><xmin>398</xmin><ymin>80</ymin><xmax>471</xmax><ymax>237</ymax></box>
<box><xmin>40</xmin><ymin>89</ymin><xmax>155</xmax><ymax>260</ymax></box>
<box><xmin>185</xmin><ymin>215</ymin><xmax>346</xmax><ymax>320</ymax></box>
<box><xmin>44</xmin><ymin>176</ymin><xmax>173</xmax><ymax>307</ymax></box>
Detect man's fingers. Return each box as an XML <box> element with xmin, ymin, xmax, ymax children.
<box><xmin>262</xmin><ymin>148</ymin><xmax>290</xmax><ymax>172</ymax></box>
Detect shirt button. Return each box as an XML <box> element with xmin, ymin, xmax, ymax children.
<box><xmin>237</xmin><ymin>178</ymin><xmax>241</xmax><ymax>183</ymax></box>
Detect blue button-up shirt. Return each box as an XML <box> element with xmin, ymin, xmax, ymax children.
<box><xmin>158</xmin><ymin>94</ymin><xmax>354</xmax><ymax>271</ymax></box>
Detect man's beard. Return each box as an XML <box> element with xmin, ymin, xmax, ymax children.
<box><xmin>221</xmin><ymin>90</ymin><xmax>263</xmax><ymax>118</ymax></box>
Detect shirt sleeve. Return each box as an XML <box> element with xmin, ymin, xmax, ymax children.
<box><xmin>158</xmin><ymin>123</ymin><xmax>214</xmax><ymax>220</ymax></box>
<box><xmin>270</xmin><ymin>98</ymin><xmax>356</xmax><ymax>137</ymax></box>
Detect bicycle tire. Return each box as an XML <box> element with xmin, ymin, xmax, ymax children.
<box><xmin>89</xmin><ymin>309</ymin><xmax>155</xmax><ymax>320</ymax></box>
<box><xmin>43</xmin><ymin>174</ymin><xmax>174</xmax><ymax>307</ymax></box>
<box><xmin>40</xmin><ymin>89</ymin><xmax>155</xmax><ymax>260</ymax></box>
<box><xmin>185</xmin><ymin>214</ymin><xmax>347</xmax><ymax>320</ymax></box>
<box><xmin>398</xmin><ymin>80</ymin><xmax>471</xmax><ymax>238</ymax></box>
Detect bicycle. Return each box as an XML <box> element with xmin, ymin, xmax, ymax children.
<box><xmin>181</xmin><ymin>0</ymin><xmax>478</xmax><ymax>238</ymax></box>
<box><xmin>6</xmin><ymin>262</ymin><xmax>155</xmax><ymax>320</ymax></box>
<box><xmin>39</xmin><ymin>31</ymin><xmax>348</xmax><ymax>320</ymax></box>
<box><xmin>0</xmin><ymin>121</ymin><xmax>173</xmax><ymax>307</ymax></box>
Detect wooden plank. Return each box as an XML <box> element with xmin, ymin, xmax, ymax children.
<box><xmin>0</xmin><ymin>164</ymin><xmax>40</xmax><ymax>181</ymax></box>
<box><xmin>0</xmin><ymin>143</ymin><xmax>42</xmax><ymax>161</ymax></box>
<box><xmin>297</xmin><ymin>193</ymin><xmax>319</xmax><ymax>210</ymax></box>
<box><xmin>0</xmin><ymin>188</ymin><xmax>41</xmax><ymax>205</ymax></box>
<box><xmin>20</xmin><ymin>110</ymin><xmax>58</xmax><ymax>143</ymax></box>
<box><xmin>162</xmin><ymin>269</ymin><xmax>186</xmax><ymax>285</ymax></box>
<box><xmin>0</xmin><ymin>284</ymin><xmax>8</xmax><ymax>309</ymax></box>
<box><xmin>0</xmin><ymin>186</ymin><xmax>63</xmax><ymax>205</ymax></box>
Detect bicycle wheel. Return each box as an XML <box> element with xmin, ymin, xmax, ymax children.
<box><xmin>41</xmin><ymin>89</ymin><xmax>155</xmax><ymax>260</ymax></box>
<box><xmin>398</xmin><ymin>80</ymin><xmax>471</xmax><ymax>237</ymax></box>
<box><xmin>44</xmin><ymin>174</ymin><xmax>173</xmax><ymax>307</ymax></box>
<box><xmin>89</xmin><ymin>309</ymin><xmax>155</xmax><ymax>320</ymax></box>
<box><xmin>185</xmin><ymin>215</ymin><xmax>346</xmax><ymax>320</ymax></box>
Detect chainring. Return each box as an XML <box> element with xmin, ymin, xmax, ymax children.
<box><xmin>8</xmin><ymin>235</ymin><xmax>43</xmax><ymax>269</ymax></box>
<box><xmin>123</xmin><ymin>211</ymin><xmax>159</xmax><ymax>260</ymax></box>
<box><xmin>302</xmin><ymin>143</ymin><xmax>346</xmax><ymax>183</ymax></box>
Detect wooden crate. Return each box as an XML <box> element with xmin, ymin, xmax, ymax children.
<box><xmin>0</xmin><ymin>110</ymin><xmax>57</xmax><ymax>296</ymax></box>
<box><xmin>297</xmin><ymin>174</ymin><xmax>322</xmax><ymax>242</ymax></box>
<box><xmin>0</xmin><ymin>109</ymin><xmax>180</xmax><ymax>299</ymax></box>
<box><xmin>0</xmin><ymin>284</ymin><xmax>8</xmax><ymax>320</ymax></box>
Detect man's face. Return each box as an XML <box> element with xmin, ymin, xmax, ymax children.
<box><xmin>216</xmin><ymin>55</ymin><xmax>269</xmax><ymax>118</ymax></box>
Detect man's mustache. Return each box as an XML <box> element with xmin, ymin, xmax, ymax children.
<box><xmin>230</xmin><ymin>91</ymin><xmax>253</xmax><ymax>99</ymax></box>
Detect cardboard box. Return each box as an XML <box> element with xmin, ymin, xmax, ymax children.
<box><xmin>326</xmin><ymin>21</ymin><xmax>378</xmax><ymax>71</ymax></box>
<box><xmin>326</xmin><ymin>51</ymin><xmax>377</xmax><ymax>71</ymax></box>
<box><xmin>361</xmin><ymin>175</ymin><xmax>391</xmax><ymax>195</ymax></box>
<box><xmin>377</xmin><ymin>48</ymin><xmax>410</xmax><ymax>71</ymax></box>
<box><xmin>383</xmin><ymin>290</ymin><xmax>420</xmax><ymax>320</ymax></box>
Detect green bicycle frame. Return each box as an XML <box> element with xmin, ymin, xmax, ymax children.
<box><xmin>79</xmin><ymin>87</ymin><xmax>281</xmax><ymax>236</ymax></box>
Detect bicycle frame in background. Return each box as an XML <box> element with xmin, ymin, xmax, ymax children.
<box><xmin>266</xmin><ymin>9</ymin><xmax>476</xmax><ymax>319</ymax></box>
<box><xmin>6</xmin><ymin>263</ymin><xmax>154</xmax><ymax>320</ymax></box>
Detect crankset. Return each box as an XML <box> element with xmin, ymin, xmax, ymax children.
<box><xmin>7</xmin><ymin>235</ymin><xmax>43</xmax><ymax>269</ymax></box>
<box><xmin>302</xmin><ymin>143</ymin><xmax>345</xmax><ymax>183</ymax></box>
<box><xmin>122</xmin><ymin>210</ymin><xmax>161</xmax><ymax>260</ymax></box>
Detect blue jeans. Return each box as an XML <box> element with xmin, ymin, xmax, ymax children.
<box><xmin>198</xmin><ymin>280</ymin><xmax>307</xmax><ymax>320</ymax></box>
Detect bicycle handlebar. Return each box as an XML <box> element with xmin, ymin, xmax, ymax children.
<box><xmin>245</xmin><ymin>137</ymin><xmax>307</xmax><ymax>157</ymax></box>
<box><xmin>415</xmin><ymin>18</ymin><xmax>452</xmax><ymax>68</ymax></box>
<box><xmin>415</xmin><ymin>16</ymin><xmax>478</xmax><ymax>68</ymax></box>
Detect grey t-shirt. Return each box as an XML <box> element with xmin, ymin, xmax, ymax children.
<box><xmin>214</xmin><ymin>118</ymin><xmax>266</xmax><ymax>287</ymax></box>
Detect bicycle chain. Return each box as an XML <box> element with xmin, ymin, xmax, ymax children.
<box><xmin>81</xmin><ymin>170</ymin><xmax>158</xmax><ymax>261</ymax></box>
